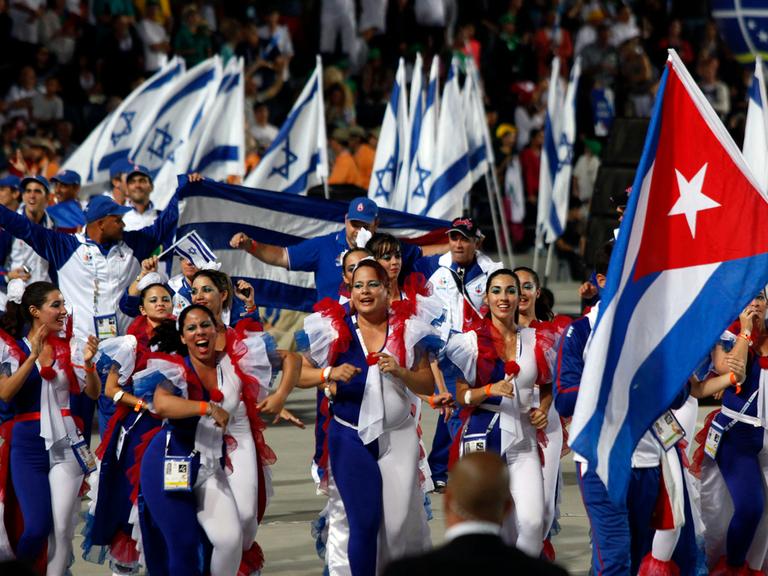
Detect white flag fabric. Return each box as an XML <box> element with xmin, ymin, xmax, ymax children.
<box><xmin>425</xmin><ymin>58</ymin><xmax>471</xmax><ymax>221</ymax></box>
<box><xmin>390</xmin><ymin>53</ymin><xmax>421</xmax><ymax>212</ymax></box>
<box><xmin>129</xmin><ymin>57</ymin><xmax>221</xmax><ymax>184</ymax></box>
<box><xmin>243</xmin><ymin>56</ymin><xmax>328</xmax><ymax>194</ymax></box>
<box><xmin>62</xmin><ymin>58</ymin><xmax>186</xmax><ymax>185</ymax></box>
<box><xmin>536</xmin><ymin>57</ymin><xmax>562</xmax><ymax>248</ymax></box>
<box><xmin>743</xmin><ymin>56</ymin><xmax>768</xmax><ymax>194</ymax></box>
<box><xmin>368</xmin><ymin>58</ymin><xmax>409</xmax><ymax>208</ymax></box>
<box><xmin>169</xmin><ymin>230</ymin><xmax>219</xmax><ymax>269</ymax></box>
<box><xmin>404</xmin><ymin>55</ymin><xmax>439</xmax><ymax>215</ymax></box>
<box><xmin>546</xmin><ymin>57</ymin><xmax>581</xmax><ymax>243</ymax></box>
<box><xmin>463</xmin><ymin>61</ymin><xmax>489</xmax><ymax>185</ymax></box>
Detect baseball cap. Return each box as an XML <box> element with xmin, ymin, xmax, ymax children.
<box><xmin>84</xmin><ymin>195</ymin><xmax>132</xmax><ymax>224</ymax></box>
<box><xmin>346</xmin><ymin>197</ymin><xmax>378</xmax><ymax>224</ymax></box>
<box><xmin>0</xmin><ymin>175</ymin><xmax>21</xmax><ymax>189</ymax></box>
<box><xmin>448</xmin><ymin>217</ymin><xmax>482</xmax><ymax>240</ymax></box>
<box><xmin>109</xmin><ymin>158</ymin><xmax>133</xmax><ymax>179</ymax></box>
<box><xmin>20</xmin><ymin>175</ymin><xmax>50</xmax><ymax>193</ymax></box>
<box><xmin>126</xmin><ymin>163</ymin><xmax>152</xmax><ymax>182</ymax></box>
<box><xmin>51</xmin><ymin>169</ymin><xmax>81</xmax><ymax>186</ymax></box>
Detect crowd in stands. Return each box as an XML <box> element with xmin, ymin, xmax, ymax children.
<box><xmin>0</xmin><ymin>0</ymin><xmax>752</xmax><ymax>279</ymax></box>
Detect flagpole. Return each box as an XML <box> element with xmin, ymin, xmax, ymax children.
<box><xmin>543</xmin><ymin>241</ymin><xmax>555</xmax><ymax>287</ymax></box>
<box><xmin>483</xmin><ymin>169</ymin><xmax>505</xmax><ymax>263</ymax></box>
<box><xmin>533</xmin><ymin>228</ymin><xmax>542</xmax><ymax>273</ymax></box>
<box><xmin>157</xmin><ymin>230</ymin><xmax>194</xmax><ymax>259</ymax></box>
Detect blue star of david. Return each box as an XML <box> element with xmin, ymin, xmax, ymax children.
<box><xmin>187</xmin><ymin>246</ymin><xmax>197</xmax><ymax>254</ymax></box>
<box><xmin>110</xmin><ymin>111</ymin><xmax>136</xmax><ymax>147</ymax></box>
<box><xmin>148</xmin><ymin>122</ymin><xmax>174</xmax><ymax>160</ymax></box>
<box><xmin>374</xmin><ymin>155</ymin><xmax>396</xmax><ymax>201</ymax></box>
<box><xmin>556</xmin><ymin>133</ymin><xmax>574</xmax><ymax>170</ymax></box>
<box><xmin>411</xmin><ymin>159</ymin><xmax>431</xmax><ymax>198</ymax></box>
<box><xmin>269</xmin><ymin>136</ymin><xmax>298</xmax><ymax>180</ymax></box>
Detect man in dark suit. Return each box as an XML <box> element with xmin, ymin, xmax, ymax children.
<box><xmin>383</xmin><ymin>452</ymin><xmax>570</xmax><ymax>576</ymax></box>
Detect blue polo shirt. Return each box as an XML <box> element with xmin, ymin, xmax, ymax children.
<box><xmin>47</xmin><ymin>199</ymin><xmax>86</xmax><ymax>232</ymax></box>
<box><xmin>287</xmin><ymin>230</ymin><xmax>424</xmax><ymax>302</ymax></box>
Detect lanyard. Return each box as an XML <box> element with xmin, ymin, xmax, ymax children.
<box><xmin>164</xmin><ymin>429</ymin><xmax>197</xmax><ymax>458</ymax></box>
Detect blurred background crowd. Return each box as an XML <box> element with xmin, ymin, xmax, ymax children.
<box><xmin>0</xmin><ymin>0</ymin><xmax>750</xmax><ymax>280</ymax></box>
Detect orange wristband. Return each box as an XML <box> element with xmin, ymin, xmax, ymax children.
<box><xmin>250</xmin><ymin>239</ymin><xmax>258</xmax><ymax>254</ymax></box>
<box><xmin>739</xmin><ymin>333</ymin><xmax>752</xmax><ymax>345</ymax></box>
<box><xmin>199</xmin><ymin>401</ymin><xmax>208</xmax><ymax>416</ymax></box>
<box><xmin>134</xmin><ymin>399</ymin><xmax>144</xmax><ymax>412</ymax></box>
<box><xmin>729</xmin><ymin>372</ymin><xmax>738</xmax><ymax>385</ymax></box>
<box><xmin>484</xmin><ymin>384</ymin><xmax>493</xmax><ymax>397</ymax></box>
<box><xmin>428</xmin><ymin>395</ymin><xmax>437</xmax><ymax>409</ymax></box>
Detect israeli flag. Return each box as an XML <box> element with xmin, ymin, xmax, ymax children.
<box><xmin>404</xmin><ymin>55</ymin><xmax>439</xmax><ymax>215</ymax></box>
<box><xmin>62</xmin><ymin>57</ymin><xmax>186</xmax><ymax>185</ymax></box>
<box><xmin>129</xmin><ymin>57</ymin><xmax>221</xmax><ymax>182</ymax></box>
<box><xmin>463</xmin><ymin>60</ymin><xmax>489</xmax><ymax>185</ymax></box>
<box><xmin>546</xmin><ymin>57</ymin><xmax>581</xmax><ymax>243</ymax></box>
<box><xmin>390</xmin><ymin>53</ymin><xmax>422</xmax><ymax>212</ymax></box>
<box><xmin>243</xmin><ymin>56</ymin><xmax>328</xmax><ymax>194</ymax></box>
<box><xmin>425</xmin><ymin>58</ymin><xmax>471</xmax><ymax>221</ymax></box>
<box><xmin>535</xmin><ymin>57</ymin><xmax>563</xmax><ymax>248</ymax></box>
<box><xmin>165</xmin><ymin>230</ymin><xmax>219</xmax><ymax>270</ymax></box>
<box><xmin>368</xmin><ymin>58</ymin><xmax>409</xmax><ymax>208</ymax></box>
<box><xmin>743</xmin><ymin>55</ymin><xmax>768</xmax><ymax>193</ymax></box>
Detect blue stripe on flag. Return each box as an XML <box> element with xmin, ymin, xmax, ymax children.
<box><xmin>97</xmin><ymin>149</ymin><xmax>131</xmax><ymax>173</ymax></box>
<box><xmin>195</xmin><ymin>145</ymin><xmax>241</xmax><ymax>173</ymax></box>
<box><xmin>156</xmin><ymin>68</ymin><xmax>217</xmax><ymax>119</ymax></box>
<box><xmin>188</xmin><ymin>233</ymin><xmax>216</xmax><ymax>261</ymax></box>
<box><xmin>282</xmin><ymin>152</ymin><xmax>322</xmax><ymax>195</ymax></box>
<box><xmin>548</xmin><ymin>203</ymin><xmax>564</xmax><ymax>237</ymax></box>
<box><xmin>749</xmin><ymin>73</ymin><xmax>763</xmax><ymax>106</ymax></box>
<box><xmin>178</xmin><ymin>222</ymin><xmax>305</xmax><ymax>249</ymax></box>
<box><xmin>543</xmin><ymin>115</ymin><xmax>558</xmax><ymax>182</ymax></box>
<box><xmin>145</xmin><ymin>62</ymin><xmax>185</xmax><ymax>92</ymax></box>
<box><xmin>262</xmin><ymin>80</ymin><xmax>319</xmax><ymax>158</ymax></box>
<box><xmin>234</xmin><ymin>275</ymin><xmax>317</xmax><ymax>311</ymax></box>
<box><xmin>174</xmin><ymin>245</ymin><xmax>194</xmax><ymax>262</ymax></box>
<box><xmin>424</xmin><ymin>155</ymin><xmax>470</xmax><ymax>214</ymax></box>
<box><xmin>468</xmin><ymin>145</ymin><xmax>487</xmax><ymax>171</ymax></box>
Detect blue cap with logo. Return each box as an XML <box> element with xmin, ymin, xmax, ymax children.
<box><xmin>127</xmin><ymin>163</ymin><xmax>152</xmax><ymax>182</ymax></box>
<box><xmin>51</xmin><ymin>169</ymin><xmax>81</xmax><ymax>186</ymax></box>
<box><xmin>109</xmin><ymin>158</ymin><xmax>133</xmax><ymax>179</ymax></box>
<box><xmin>346</xmin><ymin>197</ymin><xmax>378</xmax><ymax>224</ymax></box>
<box><xmin>0</xmin><ymin>175</ymin><xmax>21</xmax><ymax>190</ymax></box>
<box><xmin>84</xmin><ymin>194</ymin><xmax>132</xmax><ymax>224</ymax></box>
<box><xmin>20</xmin><ymin>175</ymin><xmax>50</xmax><ymax>193</ymax></box>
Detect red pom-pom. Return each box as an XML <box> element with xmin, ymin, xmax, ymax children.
<box><xmin>39</xmin><ymin>365</ymin><xmax>56</xmax><ymax>380</ymax></box>
<box><xmin>209</xmin><ymin>388</ymin><xmax>224</xmax><ymax>403</ymax></box>
<box><xmin>366</xmin><ymin>353</ymin><xmax>378</xmax><ymax>366</ymax></box>
<box><xmin>504</xmin><ymin>360</ymin><xmax>520</xmax><ymax>376</ymax></box>
<box><xmin>759</xmin><ymin>356</ymin><xmax>768</xmax><ymax>370</ymax></box>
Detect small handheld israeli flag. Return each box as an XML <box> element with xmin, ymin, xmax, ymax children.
<box><xmin>161</xmin><ymin>230</ymin><xmax>220</xmax><ymax>270</ymax></box>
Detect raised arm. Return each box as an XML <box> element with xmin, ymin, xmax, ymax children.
<box><xmin>230</xmin><ymin>232</ymin><xmax>289</xmax><ymax>269</ymax></box>
<box><xmin>124</xmin><ymin>193</ymin><xmax>179</xmax><ymax>261</ymax></box>
<box><xmin>0</xmin><ymin>204</ymin><xmax>78</xmax><ymax>269</ymax></box>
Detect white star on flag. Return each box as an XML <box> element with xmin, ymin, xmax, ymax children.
<box><xmin>668</xmin><ymin>163</ymin><xmax>720</xmax><ymax>238</ymax></box>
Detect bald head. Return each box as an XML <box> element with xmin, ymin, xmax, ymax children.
<box><xmin>444</xmin><ymin>452</ymin><xmax>512</xmax><ymax>527</ymax></box>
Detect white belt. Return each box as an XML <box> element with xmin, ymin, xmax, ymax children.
<box><xmin>721</xmin><ymin>405</ymin><xmax>763</xmax><ymax>428</ymax></box>
<box><xmin>333</xmin><ymin>415</ymin><xmax>359</xmax><ymax>430</ymax></box>
<box><xmin>477</xmin><ymin>403</ymin><xmax>502</xmax><ymax>413</ymax></box>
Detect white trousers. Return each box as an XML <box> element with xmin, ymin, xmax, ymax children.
<box><xmin>196</xmin><ymin>470</ymin><xmax>243</xmax><ymax>576</ymax></box>
<box><xmin>47</xmin><ymin>459</ymin><xmax>84</xmax><ymax>576</ymax></box>
<box><xmin>502</xmin><ymin>445</ymin><xmax>545</xmax><ymax>557</ymax></box>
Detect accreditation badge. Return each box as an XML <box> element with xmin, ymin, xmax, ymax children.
<box><xmin>94</xmin><ymin>314</ymin><xmax>118</xmax><ymax>341</ymax></box>
<box><xmin>651</xmin><ymin>410</ymin><xmax>685</xmax><ymax>451</ymax></box>
<box><xmin>704</xmin><ymin>421</ymin><xmax>724</xmax><ymax>460</ymax></box>
<box><xmin>70</xmin><ymin>434</ymin><xmax>97</xmax><ymax>475</ymax></box>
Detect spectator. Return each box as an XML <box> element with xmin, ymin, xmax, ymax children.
<box><xmin>520</xmin><ymin>128</ymin><xmax>543</xmax><ymax>216</ymax></box>
<box><xmin>554</xmin><ymin>195</ymin><xmax>586</xmax><ymax>281</ymax></box>
<box><xmin>573</xmin><ymin>9</ymin><xmax>605</xmax><ymax>55</ymax></box>
<box><xmin>31</xmin><ymin>76</ymin><xmax>64</xmax><ymax>129</ymax></box>
<box><xmin>453</xmin><ymin>22</ymin><xmax>481</xmax><ymax>70</ymax></box>
<box><xmin>0</xmin><ymin>175</ymin><xmax>21</xmax><ymax>211</ymax></box>
<box><xmin>350</xmin><ymin>126</ymin><xmax>375</xmax><ymax>189</ymax></box>
<box><xmin>698</xmin><ymin>56</ymin><xmax>730</xmax><ymax>119</ymax></box>
<box><xmin>610</xmin><ymin>5</ymin><xmax>640</xmax><ymax>47</ymax></box>
<box><xmin>101</xmin><ymin>15</ymin><xmax>144</xmax><ymax>98</ymax></box>
<box><xmin>533</xmin><ymin>11</ymin><xmax>573</xmax><ymax>80</ymax></box>
<box><xmin>657</xmin><ymin>19</ymin><xmax>694</xmax><ymax>66</ymax></box>
<box><xmin>122</xmin><ymin>164</ymin><xmax>159</xmax><ymax>231</ymax></box>
<box><xmin>174</xmin><ymin>5</ymin><xmax>212</xmax><ymax>68</ymax></box>
<box><xmin>320</xmin><ymin>0</ymin><xmax>358</xmax><ymax>62</ymax></box>
<box><xmin>325</xmin><ymin>67</ymin><xmax>356</xmax><ymax>128</ymax></box>
<box><xmin>54</xmin><ymin>120</ymin><xmax>77</xmax><ymax>161</ymax></box>
<box><xmin>92</xmin><ymin>0</ymin><xmax>134</xmax><ymax>19</ymax></box>
<box><xmin>581</xmin><ymin>22</ymin><xmax>619</xmax><ymax>88</ymax></box>
<box><xmin>414</xmin><ymin>0</ymin><xmax>447</xmax><ymax>56</ymax></box>
<box><xmin>513</xmin><ymin>82</ymin><xmax>545</xmax><ymax>151</ymax></box>
<box><xmin>218</xmin><ymin>18</ymin><xmax>241</xmax><ymax>64</ymax></box>
<box><xmin>619</xmin><ymin>38</ymin><xmax>655</xmax><ymax>118</ymax></box>
<box><xmin>359</xmin><ymin>0</ymin><xmax>387</xmax><ymax>41</ymax></box>
<box><xmin>5</xmin><ymin>66</ymin><xmax>38</xmax><ymax>122</ymax></box>
<box><xmin>258</xmin><ymin>9</ymin><xmax>294</xmax><ymax>83</ymax></box>
<box><xmin>39</xmin><ymin>0</ymin><xmax>77</xmax><ymax>66</ymax></box>
<box><xmin>134</xmin><ymin>0</ymin><xmax>172</xmax><ymax>27</ymax></box>
<box><xmin>136</xmin><ymin>0</ymin><xmax>171</xmax><ymax>73</ymax></box>
<box><xmin>9</xmin><ymin>0</ymin><xmax>44</xmax><ymax>56</ymax></box>
<box><xmin>572</xmin><ymin>139</ymin><xmax>601</xmax><ymax>207</ymax></box>
<box><xmin>328</xmin><ymin>128</ymin><xmax>363</xmax><ymax>188</ymax></box>
<box><xmin>250</xmin><ymin>102</ymin><xmax>278</xmax><ymax>150</ymax></box>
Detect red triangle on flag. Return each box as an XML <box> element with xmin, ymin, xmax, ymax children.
<box><xmin>634</xmin><ymin>61</ymin><xmax>768</xmax><ymax>281</ymax></box>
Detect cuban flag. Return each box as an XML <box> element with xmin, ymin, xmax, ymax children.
<box><xmin>743</xmin><ymin>56</ymin><xmax>768</xmax><ymax>193</ymax></box>
<box><xmin>463</xmin><ymin>60</ymin><xmax>489</xmax><ymax>185</ymax></box>
<box><xmin>368</xmin><ymin>58</ymin><xmax>409</xmax><ymax>209</ymax></box>
<box><xmin>243</xmin><ymin>56</ymin><xmax>328</xmax><ymax>194</ymax></box>
<box><xmin>129</xmin><ymin>57</ymin><xmax>221</xmax><ymax>184</ymax></box>
<box><xmin>177</xmin><ymin>177</ymin><xmax>449</xmax><ymax>312</ymax></box>
<box><xmin>545</xmin><ymin>57</ymin><xmax>581</xmax><ymax>243</ymax></box>
<box><xmin>535</xmin><ymin>57</ymin><xmax>563</xmax><ymax>249</ymax></box>
<box><xmin>425</xmin><ymin>58</ymin><xmax>471</xmax><ymax>221</ymax></box>
<box><xmin>62</xmin><ymin>57</ymin><xmax>186</xmax><ymax>185</ymax></box>
<box><xmin>403</xmin><ymin>55</ymin><xmax>439</xmax><ymax>216</ymax></box>
<box><xmin>569</xmin><ymin>50</ymin><xmax>768</xmax><ymax>504</ymax></box>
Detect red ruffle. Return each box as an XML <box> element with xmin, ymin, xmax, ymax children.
<box><xmin>127</xmin><ymin>315</ymin><xmax>155</xmax><ymax>373</ymax></box>
<box><xmin>126</xmin><ymin>426</ymin><xmax>162</xmax><ymax>503</ymax></box>
<box><xmin>709</xmin><ymin>556</ymin><xmax>753</xmax><ymax>576</ymax></box>
<box><xmin>541</xmin><ymin>538</ymin><xmax>556</xmax><ymax>562</ymax></box>
<box><xmin>38</xmin><ymin>365</ymin><xmax>56</xmax><ymax>380</ymax></box>
<box><xmin>109</xmin><ymin>529</ymin><xmax>139</xmax><ymax>565</ymax></box>
<box><xmin>530</xmin><ymin>317</ymin><xmax>570</xmax><ymax>384</ymax></box>
<box><xmin>0</xmin><ymin>328</ymin><xmax>25</xmax><ymax>368</ymax></box>
<box><xmin>95</xmin><ymin>404</ymin><xmax>131</xmax><ymax>460</ymax></box>
<box><xmin>504</xmin><ymin>360</ymin><xmax>520</xmax><ymax>376</ymax></box>
<box><xmin>317</xmin><ymin>396</ymin><xmax>331</xmax><ymax>493</ymax></box>
<box><xmin>690</xmin><ymin>409</ymin><xmax>719</xmax><ymax>479</ymax></box>
<box><xmin>143</xmin><ymin>352</ymin><xmax>204</xmax><ymax>400</ymax></box>
<box><xmin>209</xmin><ymin>388</ymin><xmax>224</xmax><ymax>403</ymax></box>
<box><xmin>365</xmin><ymin>353</ymin><xmax>378</xmax><ymax>366</ymax></box>
<box><xmin>47</xmin><ymin>332</ymin><xmax>80</xmax><ymax>394</ymax></box>
<box><xmin>637</xmin><ymin>553</ymin><xmax>681</xmax><ymax>576</ymax></box>
<box><xmin>238</xmin><ymin>541</ymin><xmax>265</xmax><ymax>575</ymax></box>
<box><xmin>313</xmin><ymin>298</ymin><xmax>352</xmax><ymax>366</ymax></box>
<box><xmin>391</xmin><ymin>273</ymin><xmax>431</xmax><ymax>321</ymax></box>
<box><xmin>759</xmin><ymin>357</ymin><xmax>768</xmax><ymax>370</ymax></box>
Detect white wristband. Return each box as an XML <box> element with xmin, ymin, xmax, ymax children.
<box><xmin>322</xmin><ymin>366</ymin><xmax>332</xmax><ymax>383</ymax></box>
<box><xmin>113</xmin><ymin>389</ymin><xmax>125</xmax><ymax>405</ymax></box>
<box><xmin>464</xmin><ymin>390</ymin><xmax>472</xmax><ymax>405</ymax></box>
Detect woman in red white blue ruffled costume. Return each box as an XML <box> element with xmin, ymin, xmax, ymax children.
<box><xmin>443</xmin><ymin>269</ymin><xmax>559</xmax><ymax>557</ymax></box>
<box><xmin>0</xmin><ymin>280</ymin><xmax>100</xmax><ymax>575</ymax></box>
<box><xmin>296</xmin><ymin>260</ymin><xmax>442</xmax><ymax>576</ymax></box>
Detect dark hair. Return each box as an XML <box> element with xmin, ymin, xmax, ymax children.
<box><xmin>0</xmin><ymin>281</ymin><xmax>58</xmax><ymax>338</ymax></box>
<box><xmin>366</xmin><ymin>232</ymin><xmax>401</xmax><ymax>260</ymax></box>
<box><xmin>351</xmin><ymin>259</ymin><xmax>391</xmax><ymax>290</ymax></box>
<box><xmin>140</xmin><ymin>283</ymin><xmax>172</xmax><ymax>306</ymax></box>
<box><xmin>191</xmin><ymin>269</ymin><xmax>234</xmax><ymax>312</ymax></box>
<box><xmin>149</xmin><ymin>304</ymin><xmax>217</xmax><ymax>355</ymax></box>
<box><xmin>594</xmin><ymin>240</ymin><xmax>614</xmax><ymax>276</ymax></box>
<box><xmin>513</xmin><ymin>266</ymin><xmax>553</xmax><ymax>321</ymax></box>
<box><xmin>485</xmin><ymin>269</ymin><xmax>520</xmax><ymax>323</ymax></box>
<box><xmin>341</xmin><ymin>247</ymin><xmax>372</xmax><ymax>271</ymax></box>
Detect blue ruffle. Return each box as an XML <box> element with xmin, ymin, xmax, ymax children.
<box><xmin>133</xmin><ymin>371</ymin><xmax>174</xmax><ymax>399</ymax></box>
<box><xmin>80</xmin><ymin>512</ymin><xmax>109</xmax><ymax>565</ymax></box>
<box><xmin>423</xmin><ymin>493</ymin><xmax>433</xmax><ymax>522</ymax></box>
<box><xmin>294</xmin><ymin>330</ymin><xmax>310</xmax><ymax>355</ymax></box>
<box><xmin>262</xmin><ymin>332</ymin><xmax>282</xmax><ymax>379</ymax></box>
<box><xmin>310</xmin><ymin>510</ymin><xmax>328</xmax><ymax>561</ymax></box>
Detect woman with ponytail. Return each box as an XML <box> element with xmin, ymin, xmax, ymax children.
<box><xmin>0</xmin><ymin>280</ymin><xmax>100</xmax><ymax>574</ymax></box>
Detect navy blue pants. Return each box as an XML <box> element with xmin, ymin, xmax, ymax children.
<box><xmin>577</xmin><ymin>462</ymin><xmax>659</xmax><ymax>576</ymax></box>
<box><xmin>716</xmin><ymin>423</ymin><xmax>765</xmax><ymax>567</ymax></box>
<box><xmin>328</xmin><ymin>419</ymin><xmax>382</xmax><ymax>576</ymax></box>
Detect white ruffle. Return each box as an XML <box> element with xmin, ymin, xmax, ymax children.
<box><xmin>358</xmin><ymin>364</ymin><xmax>385</xmax><ymax>445</ymax></box>
<box><xmin>95</xmin><ymin>335</ymin><xmax>138</xmax><ymax>387</ymax></box>
<box><xmin>0</xmin><ymin>500</ymin><xmax>12</xmax><ymax>561</ymax></box>
<box><xmin>0</xmin><ymin>338</ymin><xmax>21</xmax><ymax>376</ymax></box>
<box><xmin>70</xmin><ymin>338</ymin><xmax>89</xmax><ymax>391</ymax></box>
<box><xmin>232</xmin><ymin>331</ymin><xmax>279</xmax><ymax>396</ymax></box>
<box><xmin>403</xmin><ymin>314</ymin><xmax>443</xmax><ymax>370</ymax></box>
<box><xmin>443</xmin><ymin>331</ymin><xmax>478</xmax><ymax>386</ymax></box>
<box><xmin>300</xmin><ymin>312</ymin><xmax>338</xmax><ymax>369</ymax></box>
<box><xmin>132</xmin><ymin>358</ymin><xmax>188</xmax><ymax>405</ymax></box>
